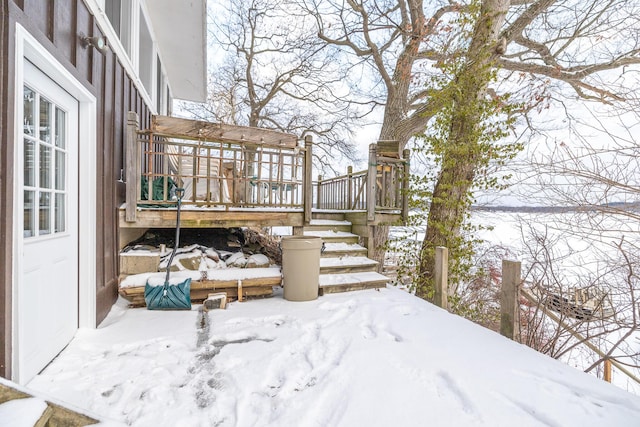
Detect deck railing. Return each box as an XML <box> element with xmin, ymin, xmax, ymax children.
<box><xmin>315</xmin><ymin>168</ymin><xmax>368</xmax><ymax>211</ymax></box>
<box><xmin>315</xmin><ymin>144</ymin><xmax>410</xmax><ymax>221</ymax></box>
<box><xmin>125</xmin><ymin>113</ymin><xmax>408</xmax><ymax>224</ymax></box>
<box><xmin>125</xmin><ymin>113</ymin><xmax>312</xmax><ymax>222</ymax></box>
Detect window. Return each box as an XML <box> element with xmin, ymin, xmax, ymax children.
<box><xmin>104</xmin><ymin>0</ymin><xmax>132</xmax><ymax>56</ymax></box>
<box><xmin>104</xmin><ymin>0</ymin><xmax>169</xmax><ymax>112</ymax></box>
<box><xmin>156</xmin><ymin>55</ymin><xmax>162</xmax><ymax>112</ymax></box>
<box><xmin>138</xmin><ymin>9</ymin><xmax>154</xmax><ymax>97</ymax></box>
<box><xmin>23</xmin><ymin>85</ymin><xmax>69</xmax><ymax>237</ymax></box>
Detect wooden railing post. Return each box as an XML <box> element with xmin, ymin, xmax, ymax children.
<box><xmin>345</xmin><ymin>166</ymin><xmax>352</xmax><ymax>210</ymax></box>
<box><xmin>304</xmin><ymin>135</ymin><xmax>313</xmax><ymax>224</ymax></box>
<box><xmin>125</xmin><ymin>111</ymin><xmax>140</xmax><ymax>222</ymax></box>
<box><xmin>367</xmin><ymin>143</ymin><xmax>377</xmax><ymax>222</ymax></box>
<box><xmin>402</xmin><ymin>148</ymin><xmax>410</xmax><ymax>223</ymax></box>
<box><xmin>434</xmin><ymin>246</ymin><xmax>448</xmax><ymax>310</ymax></box>
<box><xmin>316</xmin><ymin>174</ymin><xmax>322</xmax><ymax>209</ymax></box>
<box><xmin>500</xmin><ymin>260</ymin><xmax>521</xmax><ymax>341</ymax></box>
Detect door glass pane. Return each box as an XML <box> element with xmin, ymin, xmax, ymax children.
<box><xmin>55</xmin><ymin>149</ymin><xmax>65</xmax><ymax>190</ymax></box>
<box><xmin>23</xmin><ymin>86</ymin><xmax>35</xmax><ymax>136</ymax></box>
<box><xmin>40</xmin><ymin>143</ymin><xmax>51</xmax><ymax>188</ymax></box>
<box><xmin>55</xmin><ymin>107</ymin><xmax>66</xmax><ymax>148</ymax></box>
<box><xmin>24</xmin><ymin>138</ymin><xmax>35</xmax><ymax>186</ymax></box>
<box><xmin>39</xmin><ymin>191</ymin><xmax>51</xmax><ymax>235</ymax></box>
<box><xmin>23</xmin><ymin>79</ymin><xmax>71</xmax><ymax>239</ymax></box>
<box><xmin>55</xmin><ymin>193</ymin><xmax>65</xmax><ymax>233</ymax></box>
<box><xmin>24</xmin><ymin>190</ymin><xmax>35</xmax><ymax>237</ymax></box>
<box><xmin>39</xmin><ymin>97</ymin><xmax>51</xmax><ymax>143</ymax></box>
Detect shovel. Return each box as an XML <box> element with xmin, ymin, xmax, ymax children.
<box><xmin>144</xmin><ymin>188</ymin><xmax>192</xmax><ymax>310</ymax></box>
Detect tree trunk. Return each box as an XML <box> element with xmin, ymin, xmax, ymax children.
<box><xmin>372</xmin><ymin>0</ymin><xmax>509</xmax><ymax>279</ymax></box>
<box><xmin>417</xmin><ymin>0</ymin><xmax>510</xmax><ymax>299</ymax></box>
<box><xmin>417</xmin><ymin>147</ymin><xmax>477</xmax><ymax>298</ymax></box>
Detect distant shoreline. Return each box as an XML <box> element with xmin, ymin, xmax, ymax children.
<box><xmin>471</xmin><ymin>202</ymin><xmax>640</xmax><ymax>213</ymax></box>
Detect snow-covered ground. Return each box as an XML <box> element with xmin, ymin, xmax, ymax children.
<box><xmin>13</xmin><ymin>286</ymin><xmax>640</xmax><ymax>426</ymax></box>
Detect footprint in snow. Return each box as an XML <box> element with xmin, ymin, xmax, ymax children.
<box><xmin>435</xmin><ymin>371</ymin><xmax>477</xmax><ymax>416</ymax></box>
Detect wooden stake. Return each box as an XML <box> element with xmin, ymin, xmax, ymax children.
<box><xmin>237</xmin><ymin>279</ymin><xmax>243</xmax><ymax>302</ymax></box>
<box><xmin>604</xmin><ymin>359</ymin><xmax>612</xmax><ymax>383</ymax></box>
<box><xmin>500</xmin><ymin>260</ymin><xmax>521</xmax><ymax>341</ymax></box>
<box><xmin>434</xmin><ymin>246</ymin><xmax>448</xmax><ymax>310</ymax></box>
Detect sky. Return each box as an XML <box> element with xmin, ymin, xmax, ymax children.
<box><xmin>3</xmin><ymin>285</ymin><xmax>638</xmax><ymax>426</ymax></box>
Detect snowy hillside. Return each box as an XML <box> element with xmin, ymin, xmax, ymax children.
<box><xmin>16</xmin><ymin>286</ymin><xmax>640</xmax><ymax>426</ymax></box>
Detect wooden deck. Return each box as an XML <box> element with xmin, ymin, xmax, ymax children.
<box><xmin>119</xmin><ymin>207</ymin><xmax>306</xmax><ymax>229</ymax></box>
<box><xmin>118</xmin><ymin>217</ymin><xmax>394</xmax><ymax>306</ymax></box>
<box><xmin>119</xmin><ymin>113</ymin><xmax>410</xmax><ymax>257</ymax></box>
<box><xmin>119</xmin><ymin>113</ymin><xmax>409</xmax><ymax>229</ymax></box>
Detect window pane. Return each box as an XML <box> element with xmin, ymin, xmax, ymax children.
<box><xmin>23</xmin><ymin>86</ymin><xmax>35</xmax><ymax>136</ymax></box>
<box><xmin>39</xmin><ymin>191</ymin><xmax>51</xmax><ymax>235</ymax></box>
<box><xmin>24</xmin><ymin>190</ymin><xmax>35</xmax><ymax>238</ymax></box>
<box><xmin>55</xmin><ymin>107</ymin><xmax>66</xmax><ymax>148</ymax></box>
<box><xmin>139</xmin><ymin>10</ymin><xmax>153</xmax><ymax>94</ymax></box>
<box><xmin>40</xmin><ymin>143</ymin><xmax>51</xmax><ymax>188</ymax></box>
<box><xmin>55</xmin><ymin>193</ymin><xmax>65</xmax><ymax>233</ymax></box>
<box><xmin>24</xmin><ymin>138</ymin><xmax>35</xmax><ymax>186</ymax></box>
<box><xmin>105</xmin><ymin>0</ymin><xmax>121</xmax><ymax>35</ymax></box>
<box><xmin>39</xmin><ymin>97</ymin><xmax>51</xmax><ymax>143</ymax></box>
<box><xmin>120</xmin><ymin>0</ymin><xmax>131</xmax><ymax>55</ymax></box>
<box><xmin>55</xmin><ymin>149</ymin><xmax>65</xmax><ymax>190</ymax></box>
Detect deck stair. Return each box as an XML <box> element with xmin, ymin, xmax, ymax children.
<box><xmin>304</xmin><ymin>219</ymin><xmax>390</xmax><ymax>294</ymax></box>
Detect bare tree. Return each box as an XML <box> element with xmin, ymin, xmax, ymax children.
<box><xmin>181</xmin><ymin>0</ymin><xmax>372</xmax><ymax>169</ymax></box>
<box><xmin>516</xmin><ymin>219</ymin><xmax>640</xmax><ymax>386</ymax></box>
<box><xmin>302</xmin><ymin>0</ymin><xmax>640</xmax><ymax>296</ymax></box>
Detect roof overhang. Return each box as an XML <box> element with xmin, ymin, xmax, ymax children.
<box><xmin>146</xmin><ymin>0</ymin><xmax>207</xmax><ymax>103</ymax></box>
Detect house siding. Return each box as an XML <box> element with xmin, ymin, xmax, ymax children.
<box><xmin>0</xmin><ymin>0</ymin><xmax>153</xmax><ymax>378</ymax></box>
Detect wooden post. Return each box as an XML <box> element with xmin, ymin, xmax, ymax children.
<box><xmin>125</xmin><ymin>112</ymin><xmax>140</xmax><ymax>222</ymax></box>
<box><xmin>237</xmin><ymin>279</ymin><xmax>243</xmax><ymax>302</ymax></box>
<box><xmin>401</xmin><ymin>148</ymin><xmax>410</xmax><ymax>223</ymax></box>
<box><xmin>347</xmin><ymin>166</ymin><xmax>353</xmax><ymax>210</ymax></box>
<box><xmin>367</xmin><ymin>143</ymin><xmax>377</xmax><ymax>222</ymax></box>
<box><xmin>604</xmin><ymin>359</ymin><xmax>612</xmax><ymax>383</ymax></box>
<box><xmin>434</xmin><ymin>247</ymin><xmax>448</xmax><ymax>310</ymax></box>
<box><xmin>500</xmin><ymin>260</ymin><xmax>521</xmax><ymax>341</ymax></box>
<box><xmin>316</xmin><ymin>174</ymin><xmax>323</xmax><ymax>210</ymax></box>
<box><xmin>304</xmin><ymin>135</ymin><xmax>313</xmax><ymax>225</ymax></box>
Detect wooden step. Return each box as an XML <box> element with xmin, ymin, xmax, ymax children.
<box><xmin>319</xmin><ymin>271</ymin><xmax>389</xmax><ymax>294</ymax></box>
<box><xmin>320</xmin><ymin>256</ymin><xmax>378</xmax><ymax>274</ymax></box>
<box><xmin>311</xmin><ymin>212</ymin><xmax>347</xmax><ymax>222</ymax></box>
<box><xmin>305</xmin><ymin>219</ymin><xmax>353</xmax><ymax>233</ymax></box>
<box><xmin>304</xmin><ymin>230</ymin><xmax>359</xmax><ymax>244</ymax></box>
<box><xmin>321</xmin><ymin>242</ymin><xmax>368</xmax><ymax>258</ymax></box>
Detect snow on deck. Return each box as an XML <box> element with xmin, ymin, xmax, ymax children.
<box><xmin>319</xmin><ymin>271</ymin><xmax>389</xmax><ymax>287</ymax></box>
<box><xmin>120</xmin><ymin>267</ymin><xmax>282</xmax><ymax>289</ymax></box>
<box><xmin>309</xmin><ymin>219</ymin><xmax>352</xmax><ymax>225</ymax></box>
<box><xmin>304</xmin><ymin>230</ymin><xmax>358</xmax><ymax>238</ymax></box>
<box><xmin>322</xmin><ymin>242</ymin><xmax>366</xmax><ymax>251</ymax></box>
<box><xmin>319</xmin><ymin>256</ymin><xmax>377</xmax><ymax>267</ymax></box>
<box><xmin>0</xmin><ymin>397</ymin><xmax>48</xmax><ymax>427</ymax></box>
<box><xmin>25</xmin><ymin>287</ymin><xmax>640</xmax><ymax>426</ymax></box>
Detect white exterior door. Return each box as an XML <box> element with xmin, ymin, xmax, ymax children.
<box><xmin>15</xmin><ymin>60</ymin><xmax>79</xmax><ymax>383</ymax></box>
